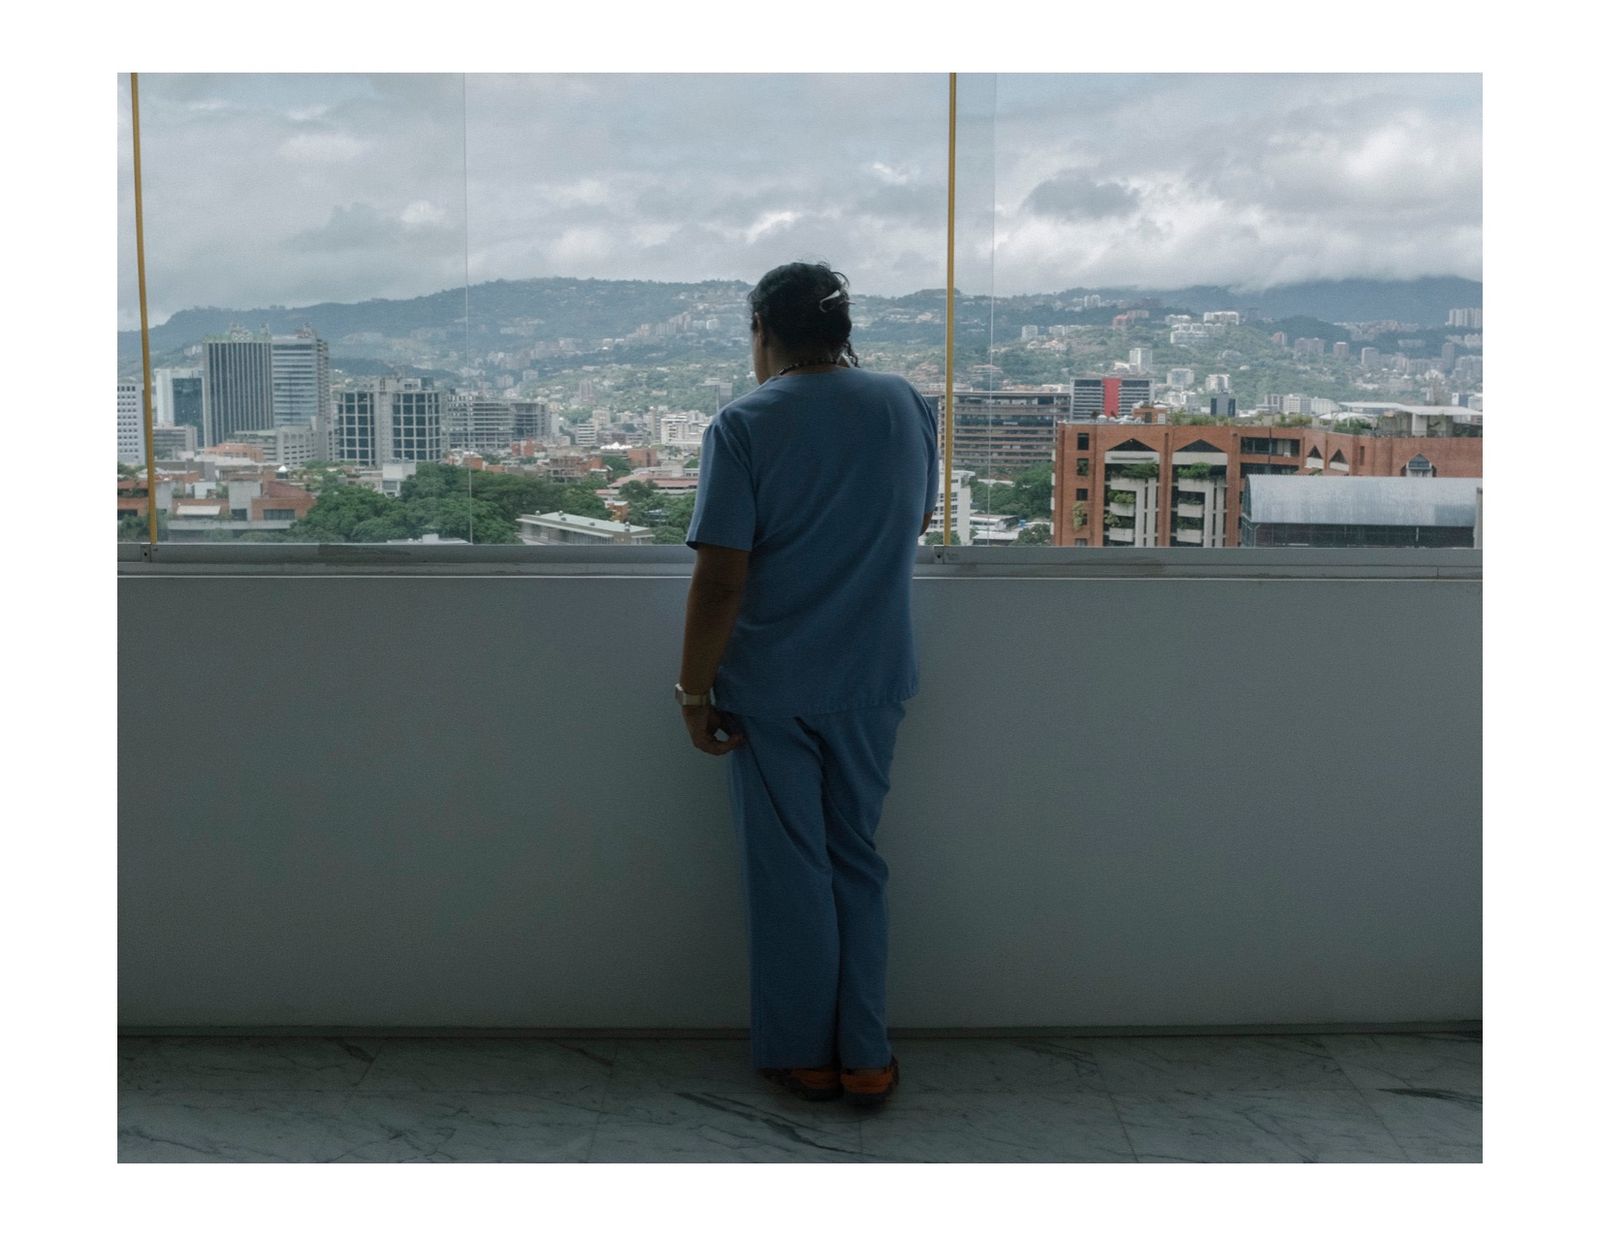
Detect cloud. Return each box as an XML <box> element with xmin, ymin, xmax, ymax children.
<box><xmin>1022</xmin><ymin>170</ymin><xmax>1144</xmax><ymax>220</ymax></box>
<box><xmin>278</xmin><ymin>131</ymin><xmax>367</xmax><ymax>163</ymax></box>
<box><xmin>117</xmin><ymin>72</ymin><xmax>1480</xmax><ymax>328</ymax></box>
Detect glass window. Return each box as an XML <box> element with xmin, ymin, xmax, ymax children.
<box><xmin>120</xmin><ymin>73</ymin><xmax>1480</xmax><ymax>554</ymax></box>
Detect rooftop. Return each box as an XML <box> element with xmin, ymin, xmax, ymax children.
<box><xmin>1246</xmin><ymin>475</ymin><xmax>1482</xmax><ymax>527</ymax></box>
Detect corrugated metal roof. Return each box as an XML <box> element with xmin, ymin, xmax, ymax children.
<box><xmin>1246</xmin><ymin>475</ymin><xmax>1481</xmax><ymax>527</ymax></box>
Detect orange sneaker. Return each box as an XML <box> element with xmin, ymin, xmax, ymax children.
<box><xmin>758</xmin><ymin>1063</ymin><xmax>842</xmax><ymax>1101</ymax></box>
<box><xmin>840</xmin><ymin>1056</ymin><xmax>899</xmax><ymax>1107</ymax></box>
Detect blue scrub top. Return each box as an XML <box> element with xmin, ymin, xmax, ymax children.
<box><xmin>685</xmin><ymin>366</ymin><xmax>940</xmax><ymax>718</ymax></box>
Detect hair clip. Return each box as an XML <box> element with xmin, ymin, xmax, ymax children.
<box><xmin>818</xmin><ymin>289</ymin><xmax>845</xmax><ymax>311</ymax></box>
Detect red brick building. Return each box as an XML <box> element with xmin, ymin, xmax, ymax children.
<box><xmin>1054</xmin><ymin>420</ymin><xmax>1484</xmax><ymax>548</ymax></box>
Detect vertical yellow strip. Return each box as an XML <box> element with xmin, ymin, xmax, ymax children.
<box><xmin>944</xmin><ymin>72</ymin><xmax>956</xmax><ymax>547</ymax></box>
<box><xmin>130</xmin><ymin>73</ymin><xmax>158</xmax><ymax>544</ymax></box>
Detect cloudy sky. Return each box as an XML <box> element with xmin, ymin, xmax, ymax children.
<box><xmin>116</xmin><ymin>72</ymin><xmax>1481</xmax><ymax>329</ymax></box>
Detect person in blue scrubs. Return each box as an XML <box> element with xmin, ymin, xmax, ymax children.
<box><xmin>676</xmin><ymin>261</ymin><xmax>939</xmax><ymax>1102</ymax></box>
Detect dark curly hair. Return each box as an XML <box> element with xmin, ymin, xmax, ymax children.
<box><xmin>748</xmin><ymin>260</ymin><xmax>860</xmax><ymax>367</ymax></box>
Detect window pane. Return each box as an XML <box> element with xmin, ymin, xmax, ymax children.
<box><xmin>462</xmin><ymin>73</ymin><xmax>950</xmax><ymax>548</ymax></box>
<box><xmin>116</xmin><ymin>73</ymin><xmax>468</xmax><ymax>544</ymax></box>
<box><xmin>980</xmin><ymin>73</ymin><xmax>1482</xmax><ymax>550</ymax></box>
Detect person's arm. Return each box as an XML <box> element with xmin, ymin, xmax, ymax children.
<box><xmin>678</xmin><ymin>546</ymin><xmax>749</xmax><ymax>695</ymax></box>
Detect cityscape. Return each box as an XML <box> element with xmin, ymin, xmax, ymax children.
<box><xmin>116</xmin><ymin>275</ymin><xmax>1482</xmax><ymax>550</ymax></box>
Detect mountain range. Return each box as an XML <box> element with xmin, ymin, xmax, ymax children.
<box><xmin>117</xmin><ymin>275</ymin><xmax>1482</xmax><ymax>373</ymax></box>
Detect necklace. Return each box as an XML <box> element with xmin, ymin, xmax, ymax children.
<box><xmin>775</xmin><ymin>358</ymin><xmax>842</xmax><ymax>377</ymax></box>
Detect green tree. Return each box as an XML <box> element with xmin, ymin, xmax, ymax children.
<box><xmin>1016</xmin><ymin>523</ymin><xmax>1054</xmax><ymax>545</ymax></box>
<box><xmin>117</xmin><ymin>510</ymin><xmax>168</xmax><ymax>542</ymax></box>
<box><xmin>281</xmin><ymin>483</ymin><xmax>395</xmax><ymax>542</ymax></box>
<box><xmin>349</xmin><ymin>514</ymin><xmax>414</xmax><ymax>543</ymax></box>
<box><xmin>648</xmin><ymin>493</ymin><xmax>700</xmax><ymax>545</ymax></box>
<box><xmin>1008</xmin><ymin>464</ymin><xmax>1055</xmax><ymax>520</ymax></box>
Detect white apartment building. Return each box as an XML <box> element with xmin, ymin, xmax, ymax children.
<box><xmin>659</xmin><ymin>414</ymin><xmax>709</xmax><ymax>450</ymax></box>
<box><xmin>380</xmin><ymin>461</ymin><xmax>418</xmax><ymax>497</ymax></box>
<box><xmin>925</xmin><ymin>463</ymin><xmax>973</xmax><ymax>546</ymax></box>
<box><xmin>1205</xmin><ymin>373</ymin><xmax>1231</xmax><ymax>393</ymax></box>
<box><xmin>118</xmin><ymin>379</ymin><xmax>145</xmax><ymax>464</ymax></box>
<box><xmin>1169</xmin><ymin>322</ymin><xmax>1214</xmax><ymax>345</ymax></box>
<box><xmin>232</xmin><ymin>418</ymin><xmax>334</xmax><ymax>468</ymax></box>
<box><xmin>1202</xmin><ymin>310</ymin><xmax>1241</xmax><ymax>326</ymax></box>
<box><xmin>1166</xmin><ymin>368</ymin><xmax>1195</xmax><ymax>388</ymax></box>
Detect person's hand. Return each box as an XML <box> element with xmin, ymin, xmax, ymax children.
<box><xmin>682</xmin><ymin>703</ymin><xmax>745</xmax><ymax>756</ymax></box>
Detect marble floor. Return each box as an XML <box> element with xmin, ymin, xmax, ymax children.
<box><xmin>118</xmin><ymin>1029</ymin><xmax>1481</xmax><ymax>1163</ymax></box>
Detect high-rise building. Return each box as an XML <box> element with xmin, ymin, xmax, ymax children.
<box><xmin>1447</xmin><ymin>308</ymin><xmax>1484</xmax><ymax>329</ymax></box>
<box><xmin>445</xmin><ymin>393</ymin><xmax>513</xmax><ymax>454</ymax></box>
<box><xmin>1209</xmin><ymin>395</ymin><xmax>1238</xmax><ymax>417</ymax></box>
<box><xmin>1166</xmin><ymin>368</ymin><xmax>1195</xmax><ymax>389</ymax></box>
<box><xmin>1069</xmin><ymin>376</ymin><xmax>1153</xmax><ymax>422</ymax></box>
<box><xmin>1332</xmin><ymin>341</ymin><xmax>1350</xmax><ymax>360</ymax></box>
<box><xmin>1205</xmin><ymin>374</ymin><xmax>1231</xmax><ymax>393</ymax></box>
<box><xmin>271</xmin><ymin>328</ymin><xmax>331</xmax><ymax>429</ymax></box>
<box><xmin>336</xmin><ymin>378</ymin><xmax>444</xmax><ymax>466</ymax></box>
<box><xmin>392</xmin><ymin>384</ymin><xmax>444</xmax><ymax>461</ymax></box>
<box><xmin>1360</xmin><ymin>347</ymin><xmax>1381</xmax><ymax>369</ymax></box>
<box><xmin>153</xmin><ymin>366</ymin><xmax>203</xmax><ymax>431</ymax></box>
<box><xmin>1129</xmin><ymin>347</ymin><xmax>1152</xmax><ymax>372</ymax></box>
<box><xmin>335</xmin><ymin>388</ymin><xmax>382</xmax><ymax>466</ymax></box>
<box><xmin>118</xmin><ymin>379</ymin><xmax>145</xmax><ymax>464</ymax></box>
<box><xmin>510</xmin><ymin>399</ymin><xmax>553</xmax><ymax>441</ymax></box>
<box><xmin>203</xmin><ymin>327</ymin><xmax>274</xmax><ymax>447</ymax></box>
<box><xmin>920</xmin><ymin>387</ymin><xmax>1072</xmax><ymax>467</ymax></box>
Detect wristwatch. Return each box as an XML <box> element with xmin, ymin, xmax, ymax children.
<box><xmin>674</xmin><ymin>682</ymin><xmax>713</xmax><ymax>707</ymax></box>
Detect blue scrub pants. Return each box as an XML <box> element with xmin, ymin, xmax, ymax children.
<box><xmin>720</xmin><ymin>701</ymin><xmax>907</xmax><ymax>1072</ymax></box>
